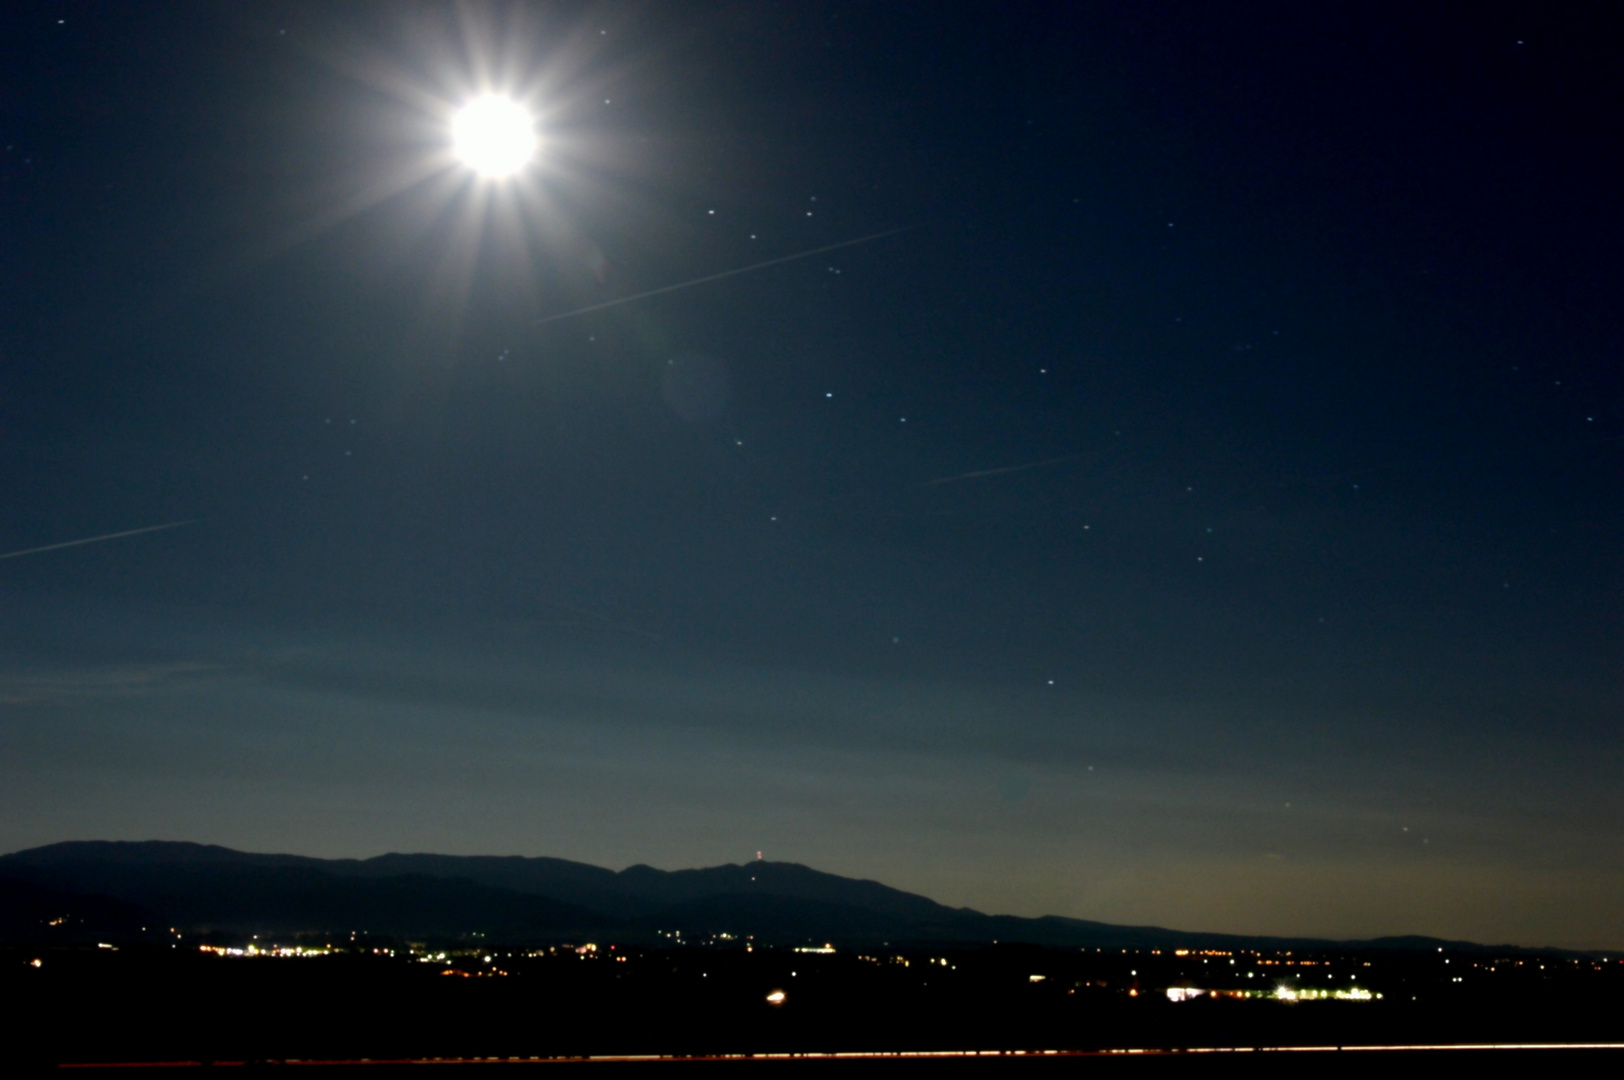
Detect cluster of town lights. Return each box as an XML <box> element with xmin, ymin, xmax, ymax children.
<box><xmin>1166</xmin><ymin>985</ymin><xmax>1378</xmax><ymax>1002</ymax></box>
<box><xmin>199</xmin><ymin>943</ymin><xmax>335</xmax><ymax>958</ymax></box>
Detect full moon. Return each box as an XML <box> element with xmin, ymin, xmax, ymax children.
<box><xmin>452</xmin><ymin>97</ymin><xmax>536</xmax><ymax>177</ymax></box>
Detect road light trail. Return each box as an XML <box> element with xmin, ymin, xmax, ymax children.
<box><xmin>532</xmin><ymin>228</ymin><xmax>908</xmax><ymax>327</ymax></box>
<box><xmin>0</xmin><ymin>520</ymin><xmax>198</xmax><ymax>562</ymax></box>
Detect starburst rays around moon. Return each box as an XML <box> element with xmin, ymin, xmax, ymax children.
<box><xmin>247</xmin><ymin>5</ymin><xmax>623</xmax><ymax>329</ymax></box>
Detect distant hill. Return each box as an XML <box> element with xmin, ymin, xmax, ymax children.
<box><xmin>0</xmin><ymin>840</ymin><xmax>1516</xmax><ymax>953</ymax></box>
<box><xmin>0</xmin><ymin>877</ymin><xmax>157</xmax><ymax>943</ymax></box>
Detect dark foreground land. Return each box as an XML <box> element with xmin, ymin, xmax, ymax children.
<box><xmin>9</xmin><ymin>941</ymin><xmax>1624</xmax><ymax>1069</ymax></box>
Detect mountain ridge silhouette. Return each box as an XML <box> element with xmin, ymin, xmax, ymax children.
<box><xmin>0</xmin><ymin>840</ymin><xmax>1534</xmax><ymax>953</ymax></box>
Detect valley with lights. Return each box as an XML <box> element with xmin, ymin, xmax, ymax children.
<box><xmin>9</xmin><ymin>936</ymin><xmax>1624</xmax><ymax>1065</ymax></box>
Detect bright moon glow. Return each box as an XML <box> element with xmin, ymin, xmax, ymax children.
<box><xmin>452</xmin><ymin>97</ymin><xmax>536</xmax><ymax>177</ymax></box>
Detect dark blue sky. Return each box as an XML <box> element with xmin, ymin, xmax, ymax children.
<box><xmin>2</xmin><ymin>1</ymin><xmax>1620</xmax><ymax>947</ymax></box>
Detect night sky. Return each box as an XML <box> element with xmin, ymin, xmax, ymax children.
<box><xmin>2</xmin><ymin>2</ymin><xmax>1620</xmax><ymax>948</ymax></box>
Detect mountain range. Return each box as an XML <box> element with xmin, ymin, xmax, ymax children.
<box><xmin>0</xmin><ymin>841</ymin><xmax>1517</xmax><ymax>954</ymax></box>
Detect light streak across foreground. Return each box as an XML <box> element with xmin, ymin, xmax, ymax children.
<box><xmin>57</xmin><ymin>1042</ymin><xmax>1624</xmax><ymax>1066</ymax></box>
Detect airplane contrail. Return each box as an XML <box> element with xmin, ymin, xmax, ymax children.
<box><xmin>926</xmin><ymin>455</ymin><xmax>1076</xmax><ymax>487</ymax></box>
<box><xmin>533</xmin><ymin>227</ymin><xmax>908</xmax><ymax>327</ymax></box>
<box><xmin>0</xmin><ymin>520</ymin><xmax>198</xmax><ymax>562</ymax></box>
